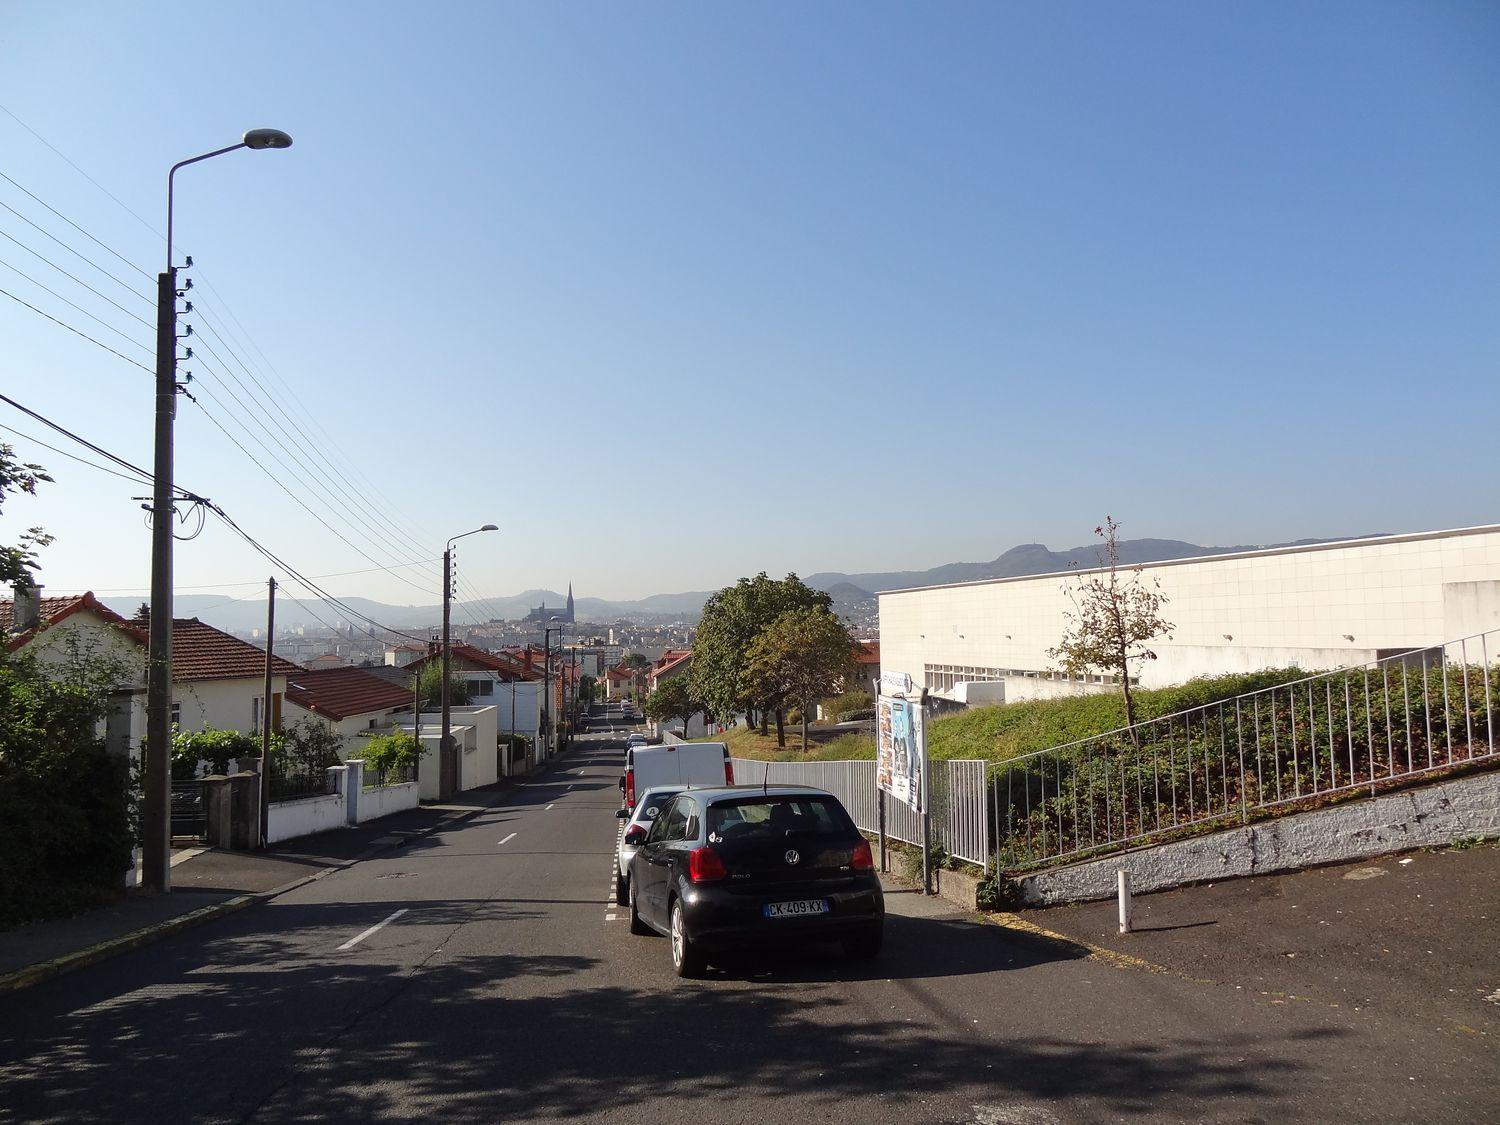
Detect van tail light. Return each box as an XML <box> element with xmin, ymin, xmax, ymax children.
<box><xmin>724</xmin><ymin>759</ymin><xmax>735</xmax><ymax>785</ymax></box>
<box><xmin>688</xmin><ymin>846</ymin><xmax>727</xmax><ymax>883</ymax></box>
<box><xmin>624</xmin><ymin>769</ymin><xmax>635</xmax><ymax>807</ymax></box>
<box><xmin>851</xmin><ymin>839</ymin><xmax>874</xmax><ymax>871</ymax></box>
<box><xmin>624</xmin><ymin>825</ymin><xmax>646</xmax><ymax>845</ymax></box>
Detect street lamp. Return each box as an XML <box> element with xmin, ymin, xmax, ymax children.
<box><xmin>441</xmin><ymin>524</ymin><xmax>499</xmax><ymax>799</ymax></box>
<box><xmin>543</xmin><ymin>616</ymin><xmax>564</xmax><ymax>758</ymax></box>
<box><xmin>143</xmin><ymin>129</ymin><xmax>293</xmax><ymax>895</ymax></box>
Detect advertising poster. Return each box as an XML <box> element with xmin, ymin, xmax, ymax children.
<box><xmin>876</xmin><ymin>692</ymin><xmax>925</xmax><ymax>814</ymax></box>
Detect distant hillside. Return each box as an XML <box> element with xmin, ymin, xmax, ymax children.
<box><xmin>805</xmin><ymin>535</ymin><xmax>1380</xmax><ymax>595</ymax></box>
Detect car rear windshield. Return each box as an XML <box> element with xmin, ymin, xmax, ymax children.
<box><xmin>707</xmin><ymin>796</ymin><xmax>855</xmax><ymax>842</ymax></box>
<box><xmin>634</xmin><ymin>792</ymin><xmax>677</xmax><ymax>822</ymax></box>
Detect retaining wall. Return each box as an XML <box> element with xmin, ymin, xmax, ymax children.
<box><xmin>359</xmin><ymin>781</ymin><xmax>419</xmax><ymax>822</ymax></box>
<box><xmin>1017</xmin><ymin>770</ymin><xmax>1500</xmax><ymax>906</ymax></box>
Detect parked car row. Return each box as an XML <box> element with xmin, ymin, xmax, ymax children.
<box><xmin>613</xmin><ymin>742</ymin><xmax>884</xmax><ymax>978</ymax></box>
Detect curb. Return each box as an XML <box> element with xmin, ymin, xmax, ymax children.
<box><xmin>0</xmin><ymin>893</ymin><xmax>259</xmax><ymax>997</ymax></box>
<box><xmin>985</xmin><ymin>911</ymin><xmax>1168</xmax><ymax>975</ymax></box>
<box><xmin>0</xmin><ymin>768</ymin><xmax>561</xmax><ymax>998</ymax></box>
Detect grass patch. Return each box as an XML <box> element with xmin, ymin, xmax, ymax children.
<box><xmin>694</xmin><ymin>725</ymin><xmax>875</xmax><ymax>763</ymax></box>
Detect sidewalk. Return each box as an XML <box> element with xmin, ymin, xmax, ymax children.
<box><xmin>0</xmin><ymin>757</ymin><xmax>578</xmax><ymax>994</ymax></box>
<box><xmin>1012</xmin><ymin>840</ymin><xmax>1499</xmax><ymax>1039</ymax></box>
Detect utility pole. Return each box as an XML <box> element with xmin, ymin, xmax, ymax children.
<box><xmin>142</xmin><ymin>265</ymin><xmax>178</xmax><ymax>893</ymax></box>
<box><xmin>440</xmin><ymin>546</ymin><xmax>453</xmax><ymax>799</ymax></box>
<box><xmin>258</xmin><ymin>577</ymin><xmax>275</xmax><ymax>847</ymax></box>
<box><xmin>142</xmin><ymin>128</ymin><xmax>293</xmax><ymax>895</ymax></box>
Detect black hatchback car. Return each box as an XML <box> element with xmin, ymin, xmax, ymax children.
<box><xmin>627</xmin><ymin>785</ymin><xmax>884</xmax><ymax>977</ymax></box>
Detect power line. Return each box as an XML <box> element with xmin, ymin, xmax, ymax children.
<box><xmin>0</xmin><ymin>168</ymin><xmax>153</xmax><ymax>280</ymax></box>
<box><xmin>184</xmin><ymin>389</ymin><xmax>436</xmax><ymax>598</ymax></box>
<box><xmin>186</xmin><ymin>327</ymin><xmax>436</xmax><ymax>575</ymax></box>
<box><xmin>0</xmin><ymin>284</ymin><xmax>153</xmax><ymax>372</ymax></box>
<box><xmin>0</xmin><ymin>198</ymin><xmax>153</xmax><ymax>303</ymax></box>
<box><xmin>0</xmin><ymin>421</ymin><xmax>151</xmax><ymax>486</ymax></box>
<box><xmin>0</xmin><ymin>102</ymin><xmax>163</xmax><ymax>241</ymax></box>
<box><xmin>0</xmin><ymin>254</ymin><xmax>152</xmax><ymax>354</ymax></box>
<box><xmin>0</xmin><ymin>225</ymin><xmax>154</xmax><ymax>326</ymax></box>
<box><xmin>0</xmin><ymin>390</ymin><xmax>434</xmax><ymax>644</ymax></box>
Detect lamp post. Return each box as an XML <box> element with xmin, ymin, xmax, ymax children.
<box><xmin>143</xmin><ymin>129</ymin><xmax>293</xmax><ymax>895</ymax></box>
<box><xmin>543</xmin><ymin>616</ymin><xmax>563</xmax><ymax>758</ymax></box>
<box><xmin>441</xmin><ymin>524</ymin><xmax>498</xmax><ymax>799</ymax></box>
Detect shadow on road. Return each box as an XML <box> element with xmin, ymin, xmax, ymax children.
<box><xmin>0</xmin><ymin>893</ymin><xmax>1339</xmax><ymax>1123</ymax></box>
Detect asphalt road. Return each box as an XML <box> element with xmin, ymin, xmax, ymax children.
<box><xmin>0</xmin><ymin>720</ymin><xmax>1494</xmax><ymax>1123</ymax></box>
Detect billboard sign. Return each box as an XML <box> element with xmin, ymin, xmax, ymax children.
<box><xmin>876</xmin><ymin>692</ymin><xmax>926</xmax><ymax>814</ymax></box>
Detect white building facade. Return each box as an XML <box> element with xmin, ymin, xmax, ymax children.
<box><xmin>879</xmin><ymin>526</ymin><xmax>1500</xmax><ymax>704</ymax></box>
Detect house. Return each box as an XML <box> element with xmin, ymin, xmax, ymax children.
<box><xmin>384</xmin><ymin>643</ymin><xmax>428</xmax><ymax>667</ymax></box>
<box><xmin>647</xmin><ymin>649</ymin><xmax>692</xmax><ymax>695</ymax></box>
<box><xmin>283</xmin><ymin>666</ymin><xmax>416</xmax><ymax>754</ymax></box>
<box><xmin>167</xmin><ymin>617</ymin><xmax>303</xmax><ymax>734</ymax></box>
<box><xmin>304</xmin><ymin>653</ymin><xmax>347</xmax><ymax>670</ymax></box>
<box><xmin>603</xmin><ymin>662</ymin><xmax>639</xmax><ymax>701</ymax></box>
<box><xmin>1</xmin><ymin>586</ymin><xmax>147</xmax><ymax>758</ymax></box>
<box><xmin>852</xmin><ymin>641</ymin><xmax>881</xmax><ymax>693</ymax></box>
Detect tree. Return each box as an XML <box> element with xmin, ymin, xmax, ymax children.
<box><xmin>578</xmin><ymin>674</ymin><xmax>597</xmax><ymax>708</ymax></box>
<box><xmin>743</xmin><ymin>607</ymin><xmax>857</xmax><ymax>752</ymax></box>
<box><xmin>691</xmin><ymin>573</ymin><xmax>833</xmax><ymax>739</ymax></box>
<box><xmin>619</xmin><ymin>653</ymin><xmax>650</xmax><ymax>670</ymax></box>
<box><xmin>1047</xmin><ymin>516</ymin><xmax>1174</xmax><ymax>742</ymax></box>
<box><xmin>0</xmin><ymin>443</ymin><xmax>53</xmax><ymax>591</ymax></box>
<box><xmin>644</xmin><ymin>676</ymin><xmax>701</xmax><ymax>738</ymax></box>
<box><xmin>415</xmin><ymin>661</ymin><xmax>470</xmax><ymax>708</ymax></box>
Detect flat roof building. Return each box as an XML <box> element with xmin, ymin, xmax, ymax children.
<box><xmin>878</xmin><ymin>525</ymin><xmax>1500</xmax><ymax>705</ymax></box>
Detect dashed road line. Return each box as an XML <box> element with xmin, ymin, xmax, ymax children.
<box><xmin>337</xmin><ymin>908</ymin><xmax>408</xmax><ymax>952</ymax></box>
<box><xmin>545</xmin><ymin>803</ymin><xmax>555</xmax><ymax>811</ymax></box>
<box><xmin>497</xmin><ymin>832</ymin><xmax>517</xmax><ymax>846</ymax></box>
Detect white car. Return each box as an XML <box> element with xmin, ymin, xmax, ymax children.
<box><xmin>613</xmin><ymin>784</ymin><xmax>686</xmax><ymax>905</ymax></box>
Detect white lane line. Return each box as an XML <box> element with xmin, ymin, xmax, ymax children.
<box><xmin>337</xmin><ymin>908</ymin><xmax>408</xmax><ymax>952</ymax></box>
<box><xmin>605</xmin><ymin>913</ymin><xmax>618</xmax><ymax>921</ymax></box>
<box><xmin>565</xmin><ymin>784</ymin><xmax>573</xmax><ymax>792</ymax></box>
<box><xmin>546</xmin><ymin>803</ymin><xmax>554</xmax><ymax>811</ymax></box>
<box><xmin>498</xmin><ymin>832</ymin><xmax>517</xmax><ymax>846</ymax></box>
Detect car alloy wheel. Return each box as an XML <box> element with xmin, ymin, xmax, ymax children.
<box><xmin>670</xmin><ymin>900</ymin><xmax>705</xmax><ymax>978</ymax></box>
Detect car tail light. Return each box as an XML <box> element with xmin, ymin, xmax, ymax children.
<box><xmin>688</xmin><ymin>845</ymin><xmax>727</xmax><ymax>883</ymax></box>
<box><xmin>624</xmin><ymin>769</ymin><xmax>635</xmax><ymax>807</ymax></box>
<box><xmin>724</xmin><ymin>759</ymin><xmax>734</xmax><ymax>785</ymax></box>
<box><xmin>851</xmin><ymin>838</ymin><xmax>874</xmax><ymax>871</ymax></box>
<box><xmin>624</xmin><ymin>825</ymin><xmax>646</xmax><ymax>845</ymax></box>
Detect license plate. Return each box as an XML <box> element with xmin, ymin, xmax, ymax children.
<box><xmin>763</xmin><ymin>899</ymin><xmax>830</xmax><ymax>919</ymax></box>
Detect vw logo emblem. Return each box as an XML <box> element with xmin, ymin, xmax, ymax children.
<box><xmin>784</xmin><ymin>849</ymin><xmax>800</xmax><ymax>866</ymax></box>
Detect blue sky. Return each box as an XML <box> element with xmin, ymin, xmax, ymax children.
<box><xmin>2</xmin><ymin>1</ymin><xmax>1496</xmax><ymax>607</ymax></box>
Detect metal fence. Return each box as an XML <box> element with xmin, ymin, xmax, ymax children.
<box><xmin>730</xmin><ymin>756</ymin><xmax>990</xmax><ymax>868</ymax></box>
<box><xmin>362</xmin><ymin>762</ymin><xmax>416</xmax><ymax>789</ymax></box>
<box><xmin>169</xmin><ymin>780</ymin><xmax>207</xmax><ymax>840</ymax></box>
<box><xmin>992</xmin><ymin>630</ymin><xmax>1500</xmax><ymax>871</ymax></box>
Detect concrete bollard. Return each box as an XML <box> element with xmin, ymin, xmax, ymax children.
<box><xmin>1118</xmin><ymin>869</ymin><xmax>1133</xmax><ymax>934</ymax></box>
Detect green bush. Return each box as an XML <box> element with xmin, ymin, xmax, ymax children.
<box><xmin>271</xmin><ymin>718</ymin><xmax>346</xmax><ymax>798</ymax></box>
<box><xmin>0</xmin><ymin>645</ymin><xmax>133</xmax><ymax>929</ymax></box>
<box><xmin>171</xmin><ymin>727</ymin><xmax>258</xmax><ymax>780</ymax></box>
<box><xmin>835</xmin><ymin>707</ymin><xmax>875</xmax><ymax>723</ymax></box>
<box><xmin>357</xmin><ymin>730</ymin><xmax>422</xmax><ymax>783</ymax></box>
<box><xmin>820</xmin><ymin>690</ymin><xmax>872</xmax><ymax>721</ymax></box>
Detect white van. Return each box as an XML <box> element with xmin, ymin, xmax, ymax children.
<box><xmin>622</xmin><ymin>742</ymin><xmax>733</xmax><ymax>809</ymax></box>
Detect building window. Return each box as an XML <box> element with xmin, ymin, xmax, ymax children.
<box><xmin>170</xmin><ymin>701</ymin><xmax>181</xmax><ymax>727</ymax></box>
<box><xmin>251</xmin><ymin>696</ymin><xmax>261</xmax><ymax>735</ymax></box>
<box><xmin>472</xmin><ymin>679</ymin><xmax>494</xmax><ymax>697</ymax></box>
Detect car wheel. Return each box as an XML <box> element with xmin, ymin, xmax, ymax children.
<box><xmin>628</xmin><ymin>879</ymin><xmax>650</xmax><ymax>935</ymax></box>
<box><xmin>614</xmin><ymin>868</ymin><xmax>630</xmax><ymax>906</ymax></box>
<box><xmin>842</xmin><ymin>927</ymin><xmax>883</xmax><ymax>961</ymax></box>
<box><xmin>670</xmin><ymin>899</ymin><xmax>706</xmax><ymax>978</ymax></box>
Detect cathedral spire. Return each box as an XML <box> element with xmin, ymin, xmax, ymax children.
<box><xmin>565</xmin><ymin>582</ymin><xmax>575</xmax><ymax>623</ymax></box>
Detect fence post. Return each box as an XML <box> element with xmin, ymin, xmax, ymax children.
<box><xmin>1117</xmin><ymin>869</ymin><xmax>1133</xmax><ymax>934</ymax></box>
<box><xmin>344</xmin><ymin>760</ymin><xmax>364</xmax><ymax>825</ymax></box>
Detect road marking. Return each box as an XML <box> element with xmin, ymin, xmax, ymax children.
<box><xmin>605</xmin><ymin>913</ymin><xmax>618</xmax><ymax>921</ymax></box>
<box><xmin>545</xmin><ymin>803</ymin><xmax>554</xmax><ymax>811</ymax></box>
<box><xmin>337</xmin><ymin>908</ymin><xmax>408</xmax><ymax>952</ymax></box>
<box><xmin>497</xmin><ymin>832</ymin><xmax>517</xmax><ymax>846</ymax></box>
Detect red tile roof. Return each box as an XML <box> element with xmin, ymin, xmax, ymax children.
<box><xmin>605</xmin><ymin>664</ymin><xmax>635</xmax><ymax>681</ymax></box>
<box><xmin>170</xmin><ymin>618</ymin><xmax>302</xmax><ymax>682</ymax></box>
<box><xmin>285</xmin><ymin>666</ymin><xmax>415</xmax><ymax>721</ymax></box>
<box><xmin>0</xmin><ymin>592</ymin><xmax>146</xmax><ymax>652</ymax></box>
<box><xmin>854</xmin><ymin>641</ymin><xmax>880</xmax><ymax>664</ymax></box>
<box><xmin>405</xmin><ymin>643</ymin><xmax>537</xmax><ymax>680</ymax></box>
<box><xmin>651</xmin><ymin>651</ymin><xmax>692</xmax><ymax>680</ymax></box>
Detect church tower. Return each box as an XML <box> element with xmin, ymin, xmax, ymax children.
<box><xmin>565</xmin><ymin>582</ymin><xmax>575</xmax><ymax>623</ymax></box>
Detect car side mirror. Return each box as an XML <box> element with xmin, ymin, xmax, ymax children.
<box><xmin>614</xmin><ymin>808</ymin><xmax>629</xmax><ymax>819</ymax></box>
<box><xmin>624</xmin><ymin>826</ymin><xmax>647</xmax><ymax>845</ymax></box>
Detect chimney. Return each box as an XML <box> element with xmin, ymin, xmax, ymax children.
<box><xmin>523</xmin><ymin>648</ymin><xmax>534</xmax><ymax>673</ymax></box>
<box><xmin>12</xmin><ymin>582</ymin><xmax>42</xmax><ymax>632</ymax></box>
